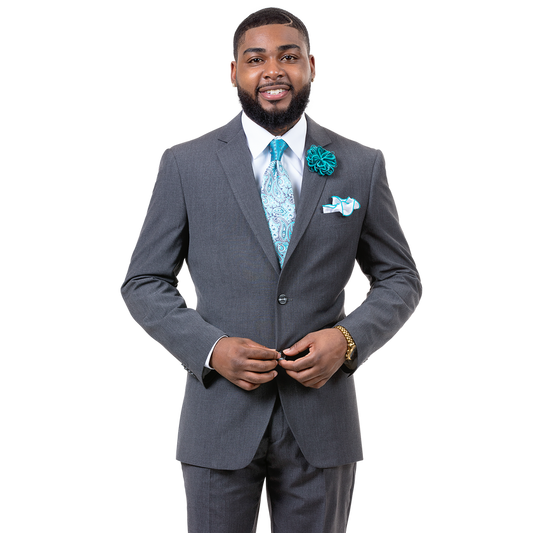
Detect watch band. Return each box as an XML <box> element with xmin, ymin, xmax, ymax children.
<box><xmin>334</xmin><ymin>325</ymin><xmax>356</xmax><ymax>361</ymax></box>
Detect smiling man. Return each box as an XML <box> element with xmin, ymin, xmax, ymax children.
<box><xmin>122</xmin><ymin>7</ymin><xmax>421</xmax><ymax>533</ymax></box>
<box><xmin>231</xmin><ymin>23</ymin><xmax>315</xmax><ymax>136</ymax></box>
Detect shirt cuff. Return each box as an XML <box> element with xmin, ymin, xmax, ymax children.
<box><xmin>205</xmin><ymin>336</ymin><xmax>228</xmax><ymax>369</ymax></box>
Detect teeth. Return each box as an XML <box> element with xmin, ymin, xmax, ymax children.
<box><xmin>267</xmin><ymin>89</ymin><xmax>284</xmax><ymax>95</ymax></box>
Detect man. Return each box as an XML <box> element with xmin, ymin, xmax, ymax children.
<box><xmin>122</xmin><ymin>7</ymin><xmax>421</xmax><ymax>533</ymax></box>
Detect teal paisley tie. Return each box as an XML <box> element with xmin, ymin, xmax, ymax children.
<box><xmin>260</xmin><ymin>139</ymin><xmax>296</xmax><ymax>267</ymax></box>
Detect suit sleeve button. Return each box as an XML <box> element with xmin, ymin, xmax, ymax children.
<box><xmin>278</xmin><ymin>294</ymin><xmax>288</xmax><ymax>305</ymax></box>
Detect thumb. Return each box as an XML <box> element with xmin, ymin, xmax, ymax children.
<box><xmin>283</xmin><ymin>336</ymin><xmax>310</xmax><ymax>355</ymax></box>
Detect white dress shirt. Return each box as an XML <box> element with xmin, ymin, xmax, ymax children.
<box><xmin>241</xmin><ymin>111</ymin><xmax>307</xmax><ymax>206</ymax></box>
<box><xmin>204</xmin><ymin>113</ymin><xmax>308</xmax><ymax>371</ymax></box>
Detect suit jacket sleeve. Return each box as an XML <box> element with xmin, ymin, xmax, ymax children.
<box><xmin>338</xmin><ymin>150</ymin><xmax>422</xmax><ymax>369</ymax></box>
<box><xmin>121</xmin><ymin>148</ymin><xmax>225</xmax><ymax>385</ymax></box>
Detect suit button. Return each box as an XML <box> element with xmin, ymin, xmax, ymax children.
<box><xmin>278</xmin><ymin>294</ymin><xmax>288</xmax><ymax>305</ymax></box>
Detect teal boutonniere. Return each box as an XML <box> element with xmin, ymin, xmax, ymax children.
<box><xmin>306</xmin><ymin>145</ymin><xmax>337</xmax><ymax>176</ymax></box>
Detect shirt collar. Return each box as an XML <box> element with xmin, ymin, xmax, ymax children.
<box><xmin>241</xmin><ymin>112</ymin><xmax>307</xmax><ymax>161</ymax></box>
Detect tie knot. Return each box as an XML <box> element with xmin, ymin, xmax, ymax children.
<box><xmin>269</xmin><ymin>138</ymin><xmax>288</xmax><ymax>162</ymax></box>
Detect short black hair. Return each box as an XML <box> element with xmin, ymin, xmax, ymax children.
<box><xmin>233</xmin><ymin>7</ymin><xmax>310</xmax><ymax>60</ymax></box>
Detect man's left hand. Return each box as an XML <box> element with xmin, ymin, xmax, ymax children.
<box><xmin>278</xmin><ymin>328</ymin><xmax>347</xmax><ymax>389</ymax></box>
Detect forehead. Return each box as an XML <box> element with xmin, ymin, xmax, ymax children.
<box><xmin>237</xmin><ymin>24</ymin><xmax>308</xmax><ymax>56</ymax></box>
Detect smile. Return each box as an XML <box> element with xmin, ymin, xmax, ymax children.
<box><xmin>258</xmin><ymin>85</ymin><xmax>291</xmax><ymax>102</ymax></box>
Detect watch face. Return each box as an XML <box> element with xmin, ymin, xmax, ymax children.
<box><xmin>346</xmin><ymin>345</ymin><xmax>356</xmax><ymax>361</ymax></box>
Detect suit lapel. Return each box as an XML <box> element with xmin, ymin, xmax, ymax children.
<box><xmin>215</xmin><ymin>114</ymin><xmax>334</xmax><ymax>273</ymax></box>
<box><xmin>283</xmin><ymin>116</ymin><xmax>333</xmax><ymax>267</ymax></box>
<box><xmin>216</xmin><ymin>115</ymin><xmax>281</xmax><ymax>273</ymax></box>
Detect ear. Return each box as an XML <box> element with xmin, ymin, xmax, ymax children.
<box><xmin>230</xmin><ymin>61</ymin><xmax>237</xmax><ymax>87</ymax></box>
<box><xmin>309</xmin><ymin>55</ymin><xmax>316</xmax><ymax>81</ymax></box>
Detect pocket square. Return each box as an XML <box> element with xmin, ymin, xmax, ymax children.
<box><xmin>322</xmin><ymin>196</ymin><xmax>360</xmax><ymax>217</ymax></box>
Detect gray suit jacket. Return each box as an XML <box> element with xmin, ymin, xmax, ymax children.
<box><xmin>121</xmin><ymin>113</ymin><xmax>421</xmax><ymax>470</ymax></box>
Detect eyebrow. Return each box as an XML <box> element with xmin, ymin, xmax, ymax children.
<box><xmin>242</xmin><ymin>44</ymin><xmax>302</xmax><ymax>56</ymax></box>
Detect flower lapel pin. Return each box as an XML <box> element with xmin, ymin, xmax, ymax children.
<box><xmin>322</xmin><ymin>196</ymin><xmax>360</xmax><ymax>217</ymax></box>
<box><xmin>306</xmin><ymin>145</ymin><xmax>337</xmax><ymax>176</ymax></box>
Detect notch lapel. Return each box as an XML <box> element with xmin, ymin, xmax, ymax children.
<box><xmin>283</xmin><ymin>116</ymin><xmax>333</xmax><ymax>267</ymax></box>
<box><xmin>216</xmin><ymin>116</ymin><xmax>281</xmax><ymax>273</ymax></box>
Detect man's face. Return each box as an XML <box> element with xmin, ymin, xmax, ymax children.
<box><xmin>231</xmin><ymin>24</ymin><xmax>315</xmax><ymax>135</ymax></box>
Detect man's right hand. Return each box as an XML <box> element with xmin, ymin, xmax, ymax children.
<box><xmin>210</xmin><ymin>337</ymin><xmax>280</xmax><ymax>391</ymax></box>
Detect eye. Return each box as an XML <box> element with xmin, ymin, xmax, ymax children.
<box><xmin>247</xmin><ymin>57</ymin><xmax>264</xmax><ymax>64</ymax></box>
<box><xmin>281</xmin><ymin>54</ymin><xmax>298</xmax><ymax>62</ymax></box>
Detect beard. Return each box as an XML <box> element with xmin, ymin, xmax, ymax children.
<box><xmin>237</xmin><ymin>81</ymin><xmax>311</xmax><ymax>133</ymax></box>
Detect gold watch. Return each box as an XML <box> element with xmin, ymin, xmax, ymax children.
<box><xmin>334</xmin><ymin>325</ymin><xmax>357</xmax><ymax>362</ymax></box>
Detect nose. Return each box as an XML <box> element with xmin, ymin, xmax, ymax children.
<box><xmin>263</xmin><ymin>58</ymin><xmax>285</xmax><ymax>80</ymax></box>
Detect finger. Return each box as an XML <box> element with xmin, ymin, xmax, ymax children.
<box><xmin>241</xmin><ymin>369</ymin><xmax>278</xmax><ymax>384</ymax></box>
<box><xmin>232</xmin><ymin>368</ymin><xmax>279</xmax><ymax>391</ymax></box>
<box><xmin>244</xmin><ymin>340</ymin><xmax>275</xmax><ymax>350</ymax></box>
<box><xmin>278</xmin><ymin>353</ymin><xmax>315</xmax><ymax>372</ymax></box>
<box><xmin>218</xmin><ymin>338</ymin><xmax>278</xmax><ymax>360</ymax></box>
<box><xmin>305</xmin><ymin>378</ymin><xmax>328</xmax><ymax>389</ymax></box>
<box><xmin>282</xmin><ymin>338</ymin><xmax>310</xmax><ymax>356</ymax></box>
<box><xmin>284</xmin><ymin>367</ymin><xmax>316</xmax><ymax>384</ymax></box>
<box><xmin>245</xmin><ymin>346</ymin><xmax>280</xmax><ymax>360</ymax></box>
<box><xmin>293</xmin><ymin>372</ymin><xmax>328</xmax><ymax>389</ymax></box>
<box><xmin>235</xmin><ymin>380</ymin><xmax>260</xmax><ymax>391</ymax></box>
<box><xmin>246</xmin><ymin>359</ymin><xmax>279</xmax><ymax>373</ymax></box>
